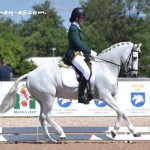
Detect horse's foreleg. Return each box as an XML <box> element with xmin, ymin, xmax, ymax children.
<box><xmin>122</xmin><ymin>113</ymin><xmax>141</xmax><ymax>137</ymax></box>
<box><xmin>111</xmin><ymin>95</ymin><xmax>123</xmax><ymax>137</ymax></box>
<box><xmin>111</xmin><ymin>111</ymin><xmax>122</xmax><ymax>138</ymax></box>
<box><xmin>113</xmin><ymin>95</ymin><xmax>141</xmax><ymax>137</ymax></box>
<box><xmin>111</xmin><ymin>110</ymin><xmax>124</xmax><ymax>138</ymax></box>
<box><xmin>101</xmin><ymin>94</ymin><xmax>123</xmax><ymax>138</ymax></box>
<box><xmin>103</xmin><ymin>94</ymin><xmax>141</xmax><ymax>138</ymax></box>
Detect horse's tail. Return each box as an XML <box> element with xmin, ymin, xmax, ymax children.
<box><xmin>0</xmin><ymin>74</ymin><xmax>28</xmax><ymax>115</ymax></box>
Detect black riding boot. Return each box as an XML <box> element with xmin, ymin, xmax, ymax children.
<box><xmin>78</xmin><ymin>77</ymin><xmax>89</xmax><ymax>104</ymax></box>
<box><xmin>87</xmin><ymin>84</ymin><xmax>94</xmax><ymax>101</ymax></box>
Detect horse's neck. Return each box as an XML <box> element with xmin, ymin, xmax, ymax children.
<box><xmin>99</xmin><ymin>49</ymin><xmax>121</xmax><ymax>65</ymax></box>
<box><xmin>96</xmin><ymin>42</ymin><xmax>133</xmax><ymax>77</ymax></box>
<box><xmin>99</xmin><ymin>42</ymin><xmax>133</xmax><ymax>66</ymax></box>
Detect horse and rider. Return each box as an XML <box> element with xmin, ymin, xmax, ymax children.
<box><xmin>65</xmin><ymin>7</ymin><xmax>97</xmax><ymax>104</ymax></box>
<box><xmin>0</xmin><ymin>7</ymin><xmax>142</xmax><ymax>143</ymax></box>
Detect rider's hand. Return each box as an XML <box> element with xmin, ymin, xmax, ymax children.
<box><xmin>90</xmin><ymin>50</ymin><xmax>97</xmax><ymax>58</ymax></box>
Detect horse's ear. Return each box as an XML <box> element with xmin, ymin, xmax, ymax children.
<box><xmin>135</xmin><ymin>43</ymin><xmax>142</xmax><ymax>52</ymax></box>
<box><xmin>138</xmin><ymin>43</ymin><xmax>142</xmax><ymax>48</ymax></box>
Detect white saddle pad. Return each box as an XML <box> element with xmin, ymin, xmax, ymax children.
<box><xmin>61</xmin><ymin>62</ymin><xmax>95</xmax><ymax>88</ymax></box>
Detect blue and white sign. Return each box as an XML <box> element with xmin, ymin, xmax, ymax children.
<box><xmin>1</xmin><ymin>80</ymin><xmax>150</xmax><ymax>116</ymax></box>
<box><xmin>117</xmin><ymin>81</ymin><xmax>150</xmax><ymax>116</ymax></box>
<box><xmin>94</xmin><ymin>99</ymin><xmax>107</xmax><ymax>107</ymax></box>
<box><xmin>57</xmin><ymin>98</ymin><xmax>72</xmax><ymax>108</ymax></box>
<box><xmin>131</xmin><ymin>92</ymin><xmax>145</xmax><ymax>107</ymax></box>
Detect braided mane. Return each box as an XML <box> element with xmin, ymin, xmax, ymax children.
<box><xmin>100</xmin><ymin>42</ymin><xmax>132</xmax><ymax>54</ymax></box>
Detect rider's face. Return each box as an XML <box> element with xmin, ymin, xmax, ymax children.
<box><xmin>78</xmin><ymin>16</ymin><xmax>85</xmax><ymax>25</ymax></box>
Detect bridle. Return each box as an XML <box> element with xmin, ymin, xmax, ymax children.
<box><xmin>122</xmin><ymin>45</ymin><xmax>139</xmax><ymax>74</ymax></box>
<box><xmin>94</xmin><ymin>44</ymin><xmax>140</xmax><ymax>75</ymax></box>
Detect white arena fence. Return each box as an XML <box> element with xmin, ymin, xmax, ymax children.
<box><xmin>0</xmin><ymin>126</ymin><xmax>150</xmax><ymax>142</ymax></box>
<box><xmin>0</xmin><ymin>78</ymin><xmax>150</xmax><ymax>117</ymax></box>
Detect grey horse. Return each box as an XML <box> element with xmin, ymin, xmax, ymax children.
<box><xmin>0</xmin><ymin>42</ymin><xmax>142</xmax><ymax>143</ymax></box>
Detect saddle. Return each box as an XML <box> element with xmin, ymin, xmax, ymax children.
<box><xmin>59</xmin><ymin>57</ymin><xmax>92</xmax><ymax>82</ymax></box>
<box><xmin>59</xmin><ymin>57</ymin><xmax>94</xmax><ymax>101</ymax></box>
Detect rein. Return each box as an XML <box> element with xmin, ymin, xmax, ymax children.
<box><xmin>94</xmin><ymin>56</ymin><xmax>121</xmax><ymax>67</ymax></box>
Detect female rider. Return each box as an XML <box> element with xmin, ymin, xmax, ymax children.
<box><xmin>66</xmin><ymin>7</ymin><xmax>97</xmax><ymax>104</ymax></box>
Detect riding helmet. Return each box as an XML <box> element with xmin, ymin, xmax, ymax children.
<box><xmin>69</xmin><ymin>7</ymin><xmax>86</xmax><ymax>22</ymax></box>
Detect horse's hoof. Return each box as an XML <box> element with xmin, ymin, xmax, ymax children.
<box><xmin>58</xmin><ymin>137</ymin><xmax>67</xmax><ymax>144</ymax></box>
<box><xmin>111</xmin><ymin>130</ymin><xmax>116</xmax><ymax>138</ymax></box>
<box><xmin>133</xmin><ymin>133</ymin><xmax>141</xmax><ymax>137</ymax></box>
<box><xmin>45</xmin><ymin>138</ymin><xmax>57</xmax><ymax>144</ymax></box>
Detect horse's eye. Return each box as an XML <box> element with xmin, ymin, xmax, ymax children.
<box><xmin>133</xmin><ymin>57</ymin><xmax>137</xmax><ymax>61</ymax></box>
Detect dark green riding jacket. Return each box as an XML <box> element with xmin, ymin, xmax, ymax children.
<box><xmin>66</xmin><ymin>23</ymin><xmax>91</xmax><ymax>61</ymax></box>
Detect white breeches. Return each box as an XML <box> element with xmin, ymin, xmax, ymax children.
<box><xmin>72</xmin><ymin>53</ymin><xmax>94</xmax><ymax>84</ymax></box>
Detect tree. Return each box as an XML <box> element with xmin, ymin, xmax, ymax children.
<box><xmin>0</xmin><ymin>17</ymin><xmax>37</xmax><ymax>76</ymax></box>
<box><xmin>0</xmin><ymin>18</ymin><xmax>24</xmax><ymax>71</ymax></box>
<box><xmin>0</xmin><ymin>1</ymin><xmax>69</xmax><ymax>76</ymax></box>
<box><xmin>135</xmin><ymin>16</ymin><xmax>150</xmax><ymax>77</ymax></box>
<box><xmin>81</xmin><ymin>0</ymin><xmax>150</xmax><ymax>77</ymax></box>
<box><xmin>19</xmin><ymin>0</ymin><xmax>68</xmax><ymax>57</ymax></box>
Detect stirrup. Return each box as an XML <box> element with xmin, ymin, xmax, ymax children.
<box><xmin>87</xmin><ymin>91</ymin><xmax>94</xmax><ymax>101</ymax></box>
<box><xmin>78</xmin><ymin>96</ymin><xmax>89</xmax><ymax>104</ymax></box>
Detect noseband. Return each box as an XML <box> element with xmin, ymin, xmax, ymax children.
<box><xmin>122</xmin><ymin>45</ymin><xmax>139</xmax><ymax>74</ymax></box>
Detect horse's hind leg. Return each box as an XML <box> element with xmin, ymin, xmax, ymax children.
<box><xmin>45</xmin><ymin>112</ymin><xmax>67</xmax><ymax>143</ymax></box>
<box><xmin>41</xmin><ymin>99</ymin><xmax>66</xmax><ymax>142</ymax></box>
<box><xmin>38</xmin><ymin>101</ymin><xmax>57</xmax><ymax>143</ymax></box>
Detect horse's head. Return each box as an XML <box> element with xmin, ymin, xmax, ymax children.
<box><xmin>132</xmin><ymin>95</ymin><xmax>137</xmax><ymax>101</ymax></box>
<box><xmin>132</xmin><ymin>94</ymin><xmax>144</xmax><ymax>105</ymax></box>
<box><xmin>123</xmin><ymin>43</ymin><xmax>142</xmax><ymax>78</ymax></box>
